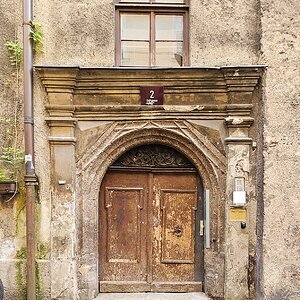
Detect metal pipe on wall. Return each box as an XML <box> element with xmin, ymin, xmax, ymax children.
<box><xmin>23</xmin><ymin>0</ymin><xmax>37</xmax><ymax>298</ymax></box>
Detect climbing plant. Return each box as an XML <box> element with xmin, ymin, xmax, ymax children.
<box><xmin>29</xmin><ymin>20</ymin><xmax>44</xmax><ymax>53</ymax></box>
<box><xmin>4</xmin><ymin>40</ymin><xmax>23</xmax><ymax>68</ymax></box>
<box><xmin>0</xmin><ymin>118</ymin><xmax>24</xmax><ymax>181</ymax></box>
<box><xmin>4</xmin><ymin>20</ymin><xmax>43</xmax><ymax>67</ymax></box>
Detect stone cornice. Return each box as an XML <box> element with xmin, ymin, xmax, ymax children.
<box><xmin>35</xmin><ymin>66</ymin><xmax>265</xmax><ymax>118</ymax></box>
<box><xmin>35</xmin><ymin>66</ymin><xmax>264</xmax><ymax>93</ymax></box>
<box><xmin>36</xmin><ymin>67</ymin><xmax>79</xmax><ymax>94</ymax></box>
<box><xmin>221</xmin><ymin>67</ymin><xmax>263</xmax><ymax>92</ymax></box>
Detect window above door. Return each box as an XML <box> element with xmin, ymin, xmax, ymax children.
<box><xmin>115</xmin><ymin>1</ymin><xmax>189</xmax><ymax>67</ymax></box>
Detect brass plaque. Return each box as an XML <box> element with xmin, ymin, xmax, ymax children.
<box><xmin>229</xmin><ymin>208</ymin><xmax>247</xmax><ymax>221</ymax></box>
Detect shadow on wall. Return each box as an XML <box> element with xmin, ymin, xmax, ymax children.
<box><xmin>0</xmin><ymin>278</ymin><xmax>3</xmax><ymax>300</ymax></box>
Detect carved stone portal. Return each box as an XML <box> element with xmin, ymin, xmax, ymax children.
<box><xmin>35</xmin><ymin>66</ymin><xmax>263</xmax><ymax>300</ymax></box>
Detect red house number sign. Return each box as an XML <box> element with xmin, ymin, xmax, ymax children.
<box><xmin>140</xmin><ymin>86</ymin><xmax>164</xmax><ymax>105</ymax></box>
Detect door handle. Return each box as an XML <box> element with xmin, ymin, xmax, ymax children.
<box><xmin>199</xmin><ymin>220</ymin><xmax>204</xmax><ymax>236</ymax></box>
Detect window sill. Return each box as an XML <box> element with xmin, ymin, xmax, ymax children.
<box><xmin>115</xmin><ymin>3</ymin><xmax>189</xmax><ymax>9</ymax></box>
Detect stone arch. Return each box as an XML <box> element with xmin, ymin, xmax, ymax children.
<box><xmin>76</xmin><ymin>122</ymin><xmax>226</xmax><ymax>297</ymax></box>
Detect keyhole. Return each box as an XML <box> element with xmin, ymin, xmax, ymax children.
<box><xmin>172</xmin><ymin>225</ymin><xmax>183</xmax><ymax>237</ymax></box>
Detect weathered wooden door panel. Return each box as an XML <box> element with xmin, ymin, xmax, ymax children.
<box><xmin>99</xmin><ymin>171</ymin><xmax>149</xmax><ymax>291</ymax></box>
<box><xmin>99</xmin><ymin>169</ymin><xmax>203</xmax><ymax>293</ymax></box>
<box><xmin>152</xmin><ymin>173</ymin><xmax>199</xmax><ymax>288</ymax></box>
<box><xmin>106</xmin><ymin>187</ymin><xmax>143</xmax><ymax>263</ymax></box>
<box><xmin>160</xmin><ymin>189</ymin><xmax>197</xmax><ymax>264</ymax></box>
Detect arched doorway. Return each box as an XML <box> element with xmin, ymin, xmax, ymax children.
<box><xmin>99</xmin><ymin>144</ymin><xmax>204</xmax><ymax>293</ymax></box>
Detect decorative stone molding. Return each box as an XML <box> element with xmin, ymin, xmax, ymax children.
<box><xmin>35</xmin><ymin>66</ymin><xmax>264</xmax><ymax>121</ymax></box>
<box><xmin>36</xmin><ymin>67</ymin><xmax>79</xmax><ymax>95</ymax></box>
<box><xmin>45</xmin><ymin>105</ymin><xmax>75</xmax><ymax>117</ymax></box>
<box><xmin>224</xmin><ymin>117</ymin><xmax>255</xmax><ymax>144</ymax></box>
<box><xmin>48</xmin><ymin>136</ymin><xmax>77</xmax><ymax>145</ymax></box>
<box><xmin>46</xmin><ymin>117</ymin><xmax>77</xmax><ymax>128</ymax></box>
<box><xmin>225</xmin><ymin>137</ymin><xmax>253</xmax><ymax>145</ymax></box>
<box><xmin>224</xmin><ymin>116</ymin><xmax>254</xmax><ymax>128</ymax></box>
<box><xmin>112</xmin><ymin>144</ymin><xmax>194</xmax><ymax>168</ymax></box>
<box><xmin>46</xmin><ymin>117</ymin><xmax>77</xmax><ymax>145</ymax></box>
<box><xmin>221</xmin><ymin>67</ymin><xmax>263</xmax><ymax>92</ymax></box>
<box><xmin>76</xmin><ymin>120</ymin><xmax>226</xmax><ymax>174</ymax></box>
<box><xmin>36</xmin><ymin>67</ymin><xmax>79</xmax><ymax>107</ymax></box>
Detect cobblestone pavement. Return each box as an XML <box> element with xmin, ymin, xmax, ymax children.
<box><xmin>95</xmin><ymin>293</ymin><xmax>210</xmax><ymax>300</ymax></box>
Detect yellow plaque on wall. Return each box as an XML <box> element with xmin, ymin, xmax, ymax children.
<box><xmin>229</xmin><ymin>208</ymin><xmax>247</xmax><ymax>221</ymax></box>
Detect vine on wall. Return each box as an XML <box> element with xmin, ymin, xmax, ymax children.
<box><xmin>4</xmin><ymin>19</ymin><xmax>44</xmax><ymax>67</ymax></box>
<box><xmin>29</xmin><ymin>20</ymin><xmax>44</xmax><ymax>53</ymax></box>
<box><xmin>4</xmin><ymin>40</ymin><xmax>23</xmax><ymax>68</ymax></box>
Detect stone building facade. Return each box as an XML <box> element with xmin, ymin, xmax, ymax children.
<box><xmin>0</xmin><ymin>0</ymin><xmax>299</xmax><ymax>299</ymax></box>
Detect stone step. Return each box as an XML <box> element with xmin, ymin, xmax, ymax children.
<box><xmin>95</xmin><ymin>292</ymin><xmax>210</xmax><ymax>300</ymax></box>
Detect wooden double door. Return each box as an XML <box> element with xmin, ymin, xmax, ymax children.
<box><xmin>99</xmin><ymin>168</ymin><xmax>204</xmax><ymax>292</ymax></box>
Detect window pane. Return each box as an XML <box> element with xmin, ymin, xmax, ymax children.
<box><xmin>122</xmin><ymin>41</ymin><xmax>149</xmax><ymax>66</ymax></box>
<box><xmin>156</xmin><ymin>15</ymin><xmax>183</xmax><ymax>40</ymax></box>
<box><xmin>156</xmin><ymin>41</ymin><xmax>183</xmax><ymax>66</ymax></box>
<box><xmin>121</xmin><ymin>14</ymin><xmax>149</xmax><ymax>40</ymax></box>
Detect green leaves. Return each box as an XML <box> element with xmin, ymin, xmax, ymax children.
<box><xmin>0</xmin><ymin>147</ymin><xmax>24</xmax><ymax>181</ymax></box>
<box><xmin>29</xmin><ymin>20</ymin><xmax>44</xmax><ymax>53</ymax></box>
<box><xmin>0</xmin><ymin>118</ymin><xmax>23</xmax><ymax>181</ymax></box>
<box><xmin>4</xmin><ymin>40</ymin><xmax>23</xmax><ymax>68</ymax></box>
<box><xmin>0</xmin><ymin>169</ymin><xmax>9</xmax><ymax>181</ymax></box>
<box><xmin>0</xmin><ymin>147</ymin><xmax>24</xmax><ymax>165</ymax></box>
<box><xmin>4</xmin><ymin>20</ymin><xmax>44</xmax><ymax>69</ymax></box>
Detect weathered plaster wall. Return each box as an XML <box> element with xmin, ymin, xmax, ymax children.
<box><xmin>34</xmin><ymin>0</ymin><xmax>115</xmax><ymax>66</ymax></box>
<box><xmin>0</xmin><ymin>0</ymin><xmax>52</xmax><ymax>298</ymax></box>
<box><xmin>33</xmin><ymin>0</ymin><xmax>261</xmax><ymax>67</ymax></box>
<box><xmin>0</xmin><ymin>0</ymin><xmax>26</xmax><ymax>298</ymax></box>
<box><xmin>260</xmin><ymin>0</ymin><xmax>300</xmax><ymax>299</ymax></box>
<box><xmin>190</xmin><ymin>0</ymin><xmax>260</xmax><ymax>66</ymax></box>
<box><xmin>0</xmin><ymin>0</ymin><xmax>23</xmax><ymax>148</ymax></box>
<box><xmin>33</xmin><ymin>78</ymin><xmax>52</xmax><ymax>300</ymax></box>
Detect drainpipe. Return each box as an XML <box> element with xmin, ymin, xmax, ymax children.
<box><xmin>23</xmin><ymin>0</ymin><xmax>37</xmax><ymax>299</ymax></box>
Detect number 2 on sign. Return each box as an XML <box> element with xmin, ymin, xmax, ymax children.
<box><xmin>150</xmin><ymin>90</ymin><xmax>155</xmax><ymax>99</ymax></box>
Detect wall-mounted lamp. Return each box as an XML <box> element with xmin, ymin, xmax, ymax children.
<box><xmin>233</xmin><ymin>177</ymin><xmax>246</xmax><ymax>206</ymax></box>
